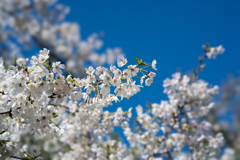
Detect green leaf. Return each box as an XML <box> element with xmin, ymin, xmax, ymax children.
<box><xmin>135</xmin><ymin>56</ymin><xmax>148</xmax><ymax>66</ymax></box>
<box><xmin>95</xmin><ymin>86</ymin><xmax>99</xmax><ymax>92</ymax></box>
<box><xmin>23</xmin><ymin>66</ymin><xmax>28</xmax><ymax>71</ymax></box>
<box><xmin>146</xmin><ymin>102</ymin><xmax>152</xmax><ymax>107</ymax></box>
<box><xmin>66</xmin><ymin>145</ymin><xmax>72</xmax><ymax>151</ymax></box>
<box><xmin>134</xmin><ymin>118</ymin><xmax>138</xmax><ymax>124</ymax></box>
<box><xmin>44</xmin><ymin>56</ymin><xmax>52</xmax><ymax>70</ymax></box>
<box><xmin>199</xmin><ymin>64</ymin><xmax>206</xmax><ymax>71</ymax></box>
<box><xmin>135</xmin><ymin>56</ymin><xmax>140</xmax><ymax>64</ymax></box>
<box><xmin>68</xmin><ymin>72</ymin><xmax>74</xmax><ymax>78</ymax></box>
<box><xmin>138</xmin><ymin>61</ymin><xmax>148</xmax><ymax>67</ymax></box>
<box><xmin>52</xmin><ymin>112</ymin><xmax>59</xmax><ymax>118</ymax></box>
<box><xmin>193</xmin><ymin>76</ymin><xmax>198</xmax><ymax>82</ymax></box>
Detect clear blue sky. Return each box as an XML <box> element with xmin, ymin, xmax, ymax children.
<box><xmin>60</xmin><ymin>0</ymin><xmax>240</xmax><ymax>110</ymax></box>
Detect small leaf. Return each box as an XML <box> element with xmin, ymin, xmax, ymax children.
<box><xmin>134</xmin><ymin>118</ymin><xmax>138</xmax><ymax>124</ymax></box>
<box><xmin>23</xmin><ymin>66</ymin><xmax>28</xmax><ymax>71</ymax></box>
<box><xmin>66</xmin><ymin>145</ymin><xmax>72</xmax><ymax>151</ymax></box>
<box><xmin>44</xmin><ymin>56</ymin><xmax>52</xmax><ymax>70</ymax></box>
<box><xmin>138</xmin><ymin>61</ymin><xmax>148</xmax><ymax>67</ymax></box>
<box><xmin>199</xmin><ymin>64</ymin><xmax>206</xmax><ymax>71</ymax></box>
<box><xmin>193</xmin><ymin>76</ymin><xmax>198</xmax><ymax>82</ymax></box>
<box><xmin>68</xmin><ymin>72</ymin><xmax>74</xmax><ymax>78</ymax></box>
<box><xmin>135</xmin><ymin>56</ymin><xmax>139</xmax><ymax>64</ymax></box>
<box><xmin>52</xmin><ymin>112</ymin><xmax>59</xmax><ymax>118</ymax></box>
<box><xmin>146</xmin><ymin>102</ymin><xmax>152</xmax><ymax>107</ymax></box>
<box><xmin>95</xmin><ymin>86</ymin><xmax>99</xmax><ymax>92</ymax></box>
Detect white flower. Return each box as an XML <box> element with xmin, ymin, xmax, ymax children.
<box><xmin>127</xmin><ymin>107</ymin><xmax>132</xmax><ymax>118</ymax></box>
<box><xmin>86</xmin><ymin>66</ymin><xmax>95</xmax><ymax>75</ymax></box>
<box><xmin>113</xmin><ymin>69</ymin><xmax>122</xmax><ymax>78</ymax></box>
<box><xmin>110</xmin><ymin>65</ymin><xmax>116</xmax><ymax>72</ymax></box>
<box><xmin>111</xmin><ymin>77</ymin><xmax>121</xmax><ymax>87</ymax></box>
<box><xmin>16</xmin><ymin>58</ymin><xmax>26</xmax><ymax>66</ymax></box>
<box><xmin>85</xmin><ymin>84</ymin><xmax>95</xmax><ymax>94</ymax></box>
<box><xmin>30</xmin><ymin>146</ymin><xmax>41</xmax><ymax>156</ymax></box>
<box><xmin>95</xmin><ymin>66</ymin><xmax>106</xmax><ymax>75</ymax></box>
<box><xmin>30</xmin><ymin>56</ymin><xmax>39</xmax><ymax>65</ymax></box>
<box><xmin>148</xmin><ymin>72</ymin><xmax>156</xmax><ymax>78</ymax></box>
<box><xmin>100</xmin><ymin>72</ymin><xmax>112</xmax><ymax>84</ymax></box>
<box><xmin>46</xmin><ymin>73</ymin><xmax>54</xmax><ymax>81</ymax></box>
<box><xmin>39</xmin><ymin>48</ymin><xmax>50</xmax><ymax>57</ymax></box>
<box><xmin>38</xmin><ymin>48</ymin><xmax>50</xmax><ymax>63</ymax></box>
<box><xmin>140</xmin><ymin>75</ymin><xmax>146</xmax><ymax>85</ymax></box>
<box><xmin>145</xmin><ymin>78</ymin><xmax>153</xmax><ymax>86</ymax></box>
<box><xmin>117</xmin><ymin>55</ymin><xmax>127</xmax><ymax>67</ymax></box>
<box><xmin>100</xmin><ymin>84</ymin><xmax>110</xmax><ymax>96</ymax></box>
<box><xmin>206</xmin><ymin>45</ymin><xmax>225</xmax><ymax>59</ymax></box>
<box><xmin>151</xmin><ymin>59</ymin><xmax>157</xmax><ymax>70</ymax></box>
<box><xmin>87</xmin><ymin>75</ymin><xmax>96</xmax><ymax>83</ymax></box>
<box><xmin>71</xmin><ymin>91</ymin><xmax>83</xmax><ymax>101</ymax></box>
<box><xmin>121</xmin><ymin>121</ymin><xmax>129</xmax><ymax>128</ymax></box>
<box><xmin>128</xmin><ymin>65</ymin><xmax>139</xmax><ymax>76</ymax></box>
<box><xmin>122</xmin><ymin>69</ymin><xmax>131</xmax><ymax>79</ymax></box>
<box><xmin>52</xmin><ymin>62</ymin><xmax>65</xmax><ymax>74</ymax></box>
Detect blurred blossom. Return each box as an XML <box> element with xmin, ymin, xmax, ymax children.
<box><xmin>208</xmin><ymin>73</ymin><xmax>240</xmax><ymax>159</ymax></box>
<box><xmin>0</xmin><ymin>0</ymin><xmax>124</xmax><ymax>77</ymax></box>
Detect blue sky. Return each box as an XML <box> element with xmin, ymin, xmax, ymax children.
<box><xmin>60</xmin><ymin>0</ymin><xmax>240</xmax><ymax>111</ymax></box>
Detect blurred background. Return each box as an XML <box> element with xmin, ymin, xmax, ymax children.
<box><xmin>0</xmin><ymin>0</ymin><xmax>239</xmax><ymax>158</ymax></box>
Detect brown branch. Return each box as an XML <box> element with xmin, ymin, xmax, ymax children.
<box><xmin>0</xmin><ymin>107</ymin><xmax>21</xmax><ymax>118</ymax></box>
<box><xmin>10</xmin><ymin>156</ymin><xmax>28</xmax><ymax>160</ymax></box>
<box><xmin>192</xmin><ymin>44</ymin><xmax>209</xmax><ymax>82</ymax></box>
<box><xmin>0</xmin><ymin>109</ymin><xmax>13</xmax><ymax>118</ymax></box>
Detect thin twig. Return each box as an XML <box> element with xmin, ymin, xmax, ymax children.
<box><xmin>193</xmin><ymin>44</ymin><xmax>209</xmax><ymax>82</ymax></box>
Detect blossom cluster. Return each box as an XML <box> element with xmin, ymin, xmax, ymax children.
<box><xmin>206</xmin><ymin>45</ymin><xmax>225</xmax><ymax>59</ymax></box>
<box><xmin>33</xmin><ymin>44</ymin><xmax>227</xmax><ymax>160</ymax></box>
<box><xmin>122</xmin><ymin>73</ymin><xmax>224</xmax><ymax>159</ymax></box>
<box><xmin>0</xmin><ymin>48</ymin><xmax>157</xmax><ymax>159</ymax></box>
<box><xmin>42</xmin><ymin>45</ymin><xmax>228</xmax><ymax>160</ymax></box>
<box><xmin>0</xmin><ymin>44</ymin><xmax>233</xmax><ymax>160</ymax></box>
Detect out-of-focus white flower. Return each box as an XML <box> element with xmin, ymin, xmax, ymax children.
<box><xmin>206</xmin><ymin>45</ymin><xmax>225</xmax><ymax>59</ymax></box>
<box><xmin>117</xmin><ymin>55</ymin><xmax>127</xmax><ymax>67</ymax></box>
<box><xmin>151</xmin><ymin>59</ymin><xmax>157</xmax><ymax>70</ymax></box>
<box><xmin>16</xmin><ymin>58</ymin><xmax>26</xmax><ymax>66</ymax></box>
